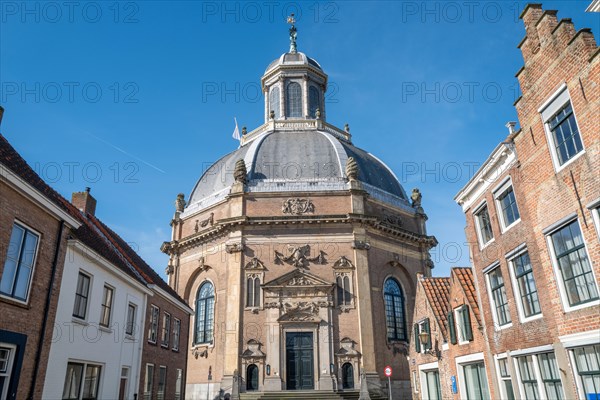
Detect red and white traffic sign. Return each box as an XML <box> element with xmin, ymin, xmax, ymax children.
<box><xmin>384</xmin><ymin>365</ymin><xmax>392</xmax><ymax>377</ymax></box>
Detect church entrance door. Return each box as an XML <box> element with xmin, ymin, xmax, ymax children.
<box><xmin>285</xmin><ymin>332</ymin><xmax>314</xmax><ymax>390</ymax></box>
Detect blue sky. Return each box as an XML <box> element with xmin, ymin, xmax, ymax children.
<box><xmin>1</xmin><ymin>1</ymin><xmax>598</xmax><ymax>278</ymax></box>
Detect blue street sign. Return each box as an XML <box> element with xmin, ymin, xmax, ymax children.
<box><xmin>451</xmin><ymin>376</ymin><xmax>457</xmax><ymax>394</ymax></box>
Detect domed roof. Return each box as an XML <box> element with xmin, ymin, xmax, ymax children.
<box><xmin>187</xmin><ymin>130</ymin><xmax>408</xmax><ymax>212</ymax></box>
<box><xmin>265</xmin><ymin>52</ymin><xmax>323</xmax><ymax>74</ymax></box>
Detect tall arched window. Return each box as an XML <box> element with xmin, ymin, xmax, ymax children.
<box><xmin>195</xmin><ymin>281</ymin><xmax>215</xmax><ymax>344</ymax></box>
<box><xmin>269</xmin><ymin>87</ymin><xmax>280</xmax><ymax>119</ymax></box>
<box><xmin>384</xmin><ymin>278</ymin><xmax>406</xmax><ymax>341</ymax></box>
<box><xmin>246</xmin><ymin>276</ymin><xmax>261</xmax><ymax>307</ymax></box>
<box><xmin>286</xmin><ymin>82</ymin><xmax>302</xmax><ymax>118</ymax></box>
<box><xmin>308</xmin><ymin>86</ymin><xmax>320</xmax><ymax>118</ymax></box>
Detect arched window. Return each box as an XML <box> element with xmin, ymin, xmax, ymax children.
<box><xmin>308</xmin><ymin>86</ymin><xmax>320</xmax><ymax>118</ymax></box>
<box><xmin>246</xmin><ymin>364</ymin><xmax>259</xmax><ymax>391</ymax></box>
<box><xmin>342</xmin><ymin>363</ymin><xmax>354</xmax><ymax>389</ymax></box>
<box><xmin>384</xmin><ymin>278</ymin><xmax>406</xmax><ymax>341</ymax></box>
<box><xmin>286</xmin><ymin>82</ymin><xmax>302</xmax><ymax>118</ymax></box>
<box><xmin>195</xmin><ymin>281</ymin><xmax>215</xmax><ymax>344</ymax></box>
<box><xmin>246</xmin><ymin>276</ymin><xmax>261</xmax><ymax>307</ymax></box>
<box><xmin>336</xmin><ymin>275</ymin><xmax>352</xmax><ymax>306</ymax></box>
<box><xmin>269</xmin><ymin>86</ymin><xmax>280</xmax><ymax>119</ymax></box>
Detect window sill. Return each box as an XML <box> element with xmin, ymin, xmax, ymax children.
<box><xmin>99</xmin><ymin>326</ymin><xmax>112</xmax><ymax>334</ymax></box>
<box><xmin>72</xmin><ymin>317</ymin><xmax>88</xmax><ymax>326</ymax></box>
<box><xmin>554</xmin><ymin>150</ymin><xmax>585</xmax><ymax>173</ymax></box>
<box><xmin>519</xmin><ymin>313</ymin><xmax>543</xmax><ymax>324</ymax></box>
<box><xmin>0</xmin><ymin>295</ymin><xmax>30</xmax><ymax>309</ymax></box>
<box><xmin>161</xmin><ymin>343</ymin><xmax>169</xmax><ymax>349</ymax></box>
<box><xmin>563</xmin><ymin>298</ymin><xmax>600</xmax><ymax>313</ymax></box>
<box><xmin>479</xmin><ymin>238</ymin><xmax>495</xmax><ymax>251</ymax></box>
<box><xmin>172</xmin><ymin>348</ymin><xmax>180</xmax><ymax>353</ymax></box>
<box><xmin>500</xmin><ymin>219</ymin><xmax>521</xmax><ymax>235</ymax></box>
<box><xmin>125</xmin><ymin>334</ymin><xmax>136</xmax><ymax>341</ymax></box>
<box><xmin>495</xmin><ymin>322</ymin><xmax>513</xmax><ymax>331</ymax></box>
<box><xmin>148</xmin><ymin>340</ymin><xmax>158</xmax><ymax>345</ymax></box>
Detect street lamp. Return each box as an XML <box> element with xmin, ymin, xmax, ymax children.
<box><xmin>418</xmin><ymin>331</ymin><xmax>439</xmax><ymax>358</ymax></box>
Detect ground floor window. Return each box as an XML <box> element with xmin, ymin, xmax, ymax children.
<box><xmin>515</xmin><ymin>352</ymin><xmax>565</xmax><ymax>400</ymax></box>
<box><xmin>175</xmin><ymin>368</ymin><xmax>183</xmax><ymax>400</ymax></box>
<box><xmin>497</xmin><ymin>357</ymin><xmax>515</xmax><ymax>400</ymax></box>
<box><xmin>62</xmin><ymin>362</ymin><xmax>101</xmax><ymax>400</ymax></box>
<box><xmin>0</xmin><ymin>344</ymin><xmax>16</xmax><ymax>400</ymax></box>
<box><xmin>463</xmin><ymin>362</ymin><xmax>490</xmax><ymax>400</ymax></box>
<box><xmin>572</xmin><ymin>345</ymin><xmax>600</xmax><ymax>399</ymax></box>
<box><xmin>157</xmin><ymin>366</ymin><xmax>167</xmax><ymax>400</ymax></box>
<box><xmin>424</xmin><ymin>370</ymin><xmax>442</xmax><ymax>400</ymax></box>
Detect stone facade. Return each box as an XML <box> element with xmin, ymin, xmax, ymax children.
<box><xmin>162</xmin><ymin>43</ymin><xmax>437</xmax><ymax>399</ymax></box>
<box><xmin>455</xmin><ymin>4</ymin><xmax>599</xmax><ymax>400</ymax></box>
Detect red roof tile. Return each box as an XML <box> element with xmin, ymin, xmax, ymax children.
<box><xmin>452</xmin><ymin>267</ymin><xmax>482</xmax><ymax>326</ymax></box>
<box><xmin>420</xmin><ymin>277</ymin><xmax>451</xmax><ymax>340</ymax></box>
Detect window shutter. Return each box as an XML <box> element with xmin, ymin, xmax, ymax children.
<box><xmin>464</xmin><ymin>306</ymin><xmax>473</xmax><ymax>341</ymax></box>
<box><xmin>414</xmin><ymin>324</ymin><xmax>421</xmax><ymax>353</ymax></box>
<box><xmin>423</xmin><ymin>318</ymin><xmax>431</xmax><ymax>350</ymax></box>
<box><xmin>448</xmin><ymin>311</ymin><xmax>457</xmax><ymax>345</ymax></box>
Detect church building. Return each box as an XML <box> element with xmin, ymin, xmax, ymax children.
<box><xmin>161</xmin><ymin>19</ymin><xmax>437</xmax><ymax>399</ymax></box>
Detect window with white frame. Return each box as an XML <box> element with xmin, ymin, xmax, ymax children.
<box><xmin>494</xmin><ymin>181</ymin><xmax>520</xmax><ymax>231</ymax></box>
<box><xmin>571</xmin><ymin>345</ymin><xmax>600</xmax><ymax>399</ymax></box>
<box><xmin>421</xmin><ymin>369</ymin><xmax>442</xmax><ymax>400</ymax></box>
<box><xmin>509</xmin><ymin>251</ymin><xmax>542</xmax><ymax>319</ymax></box>
<box><xmin>0</xmin><ymin>222</ymin><xmax>40</xmax><ymax>302</ymax></box>
<box><xmin>62</xmin><ymin>362</ymin><xmax>101</xmax><ymax>400</ymax></box>
<box><xmin>462</xmin><ymin>362</ymin><xmax>490</xmax><ymax>400</ymax></box>
<box><xmin>157</xmin><ymin>366</ymin><xmax>167</xmax><ymax>400</ymax></box>
<box><xmin>175</xmin><ymin>368</ymin><xmax>183</xmax><ymax>400</ymax></box>
<box><xmin>99</xmin><ymin>284</ymin><xmax>114</xmax><ymax>327</ymax></box>
<box><xmin>548</xmin><ymin>220</ymin><xmax>598</xmax><ymax>307</ymax></box>
<box><xmin>515</xmin><ymin>352</ymin><xmax>565</xmax><ymax>400</ymax></box>
<box><xmin>540</xmin><ymin>86</ymin><xmax>583</xmax><ymax>168</ymax></box>
<box><xmin>144</xmin><ymin>364</ymin><xmax>154</xmax><ymax>400</ymax></box>
<box><xmin>487</xmin><ymin>267</ymin><xmax>511</xmax><ymax>327</ymax></box>
<box><xmin>125</xmin><ymin>303</ymin><xmax>136</xmax><ymax>336</ymax></box>
<box><xmin>455</xmin><ymin>305</ymin><xmax>473</xmax><ymax>344</ymax></box>
<box><xmin>148</xmin><ymin>305</ymin><xmax>159</xmax><ymax>343</ymax></box>
<box><xmin>73</xmin><ymin>272</ymin><xmax>91</xmax><ymax>320</ymax></box>
<box><xmin>474</xmin><ymin>203</ymin><xmax>494</xmax><ymax>246</ymax></box>
<box><xmin>497</xmin><ymin>357</ymin><xmax>516</xmax><ymax>400</ymax></box>
<box><xmin>172</xmin><ymin>318</ymin><xmax>181</xmax><ymax>351</ymax></box>
<box><xmin>161</xmin><ymin>312</ymin><xmax>171</xmax><ymax>347</ymax></box>
<box><xmin>0</xmin><ymin>344</ymin><xmax>16</xmax><ymax>400</ymax></box>
<box><xmin>590</xmin><ymin>203</ymin><xmax>600</xmax><ymax>239</ymax></box>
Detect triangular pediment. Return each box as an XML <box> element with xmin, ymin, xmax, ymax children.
<box><xmin>262</xmin><ymin>269</ymin><xmax>332</xmax><ymax>289</ymax></box>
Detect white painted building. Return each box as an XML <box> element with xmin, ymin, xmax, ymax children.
<box><xmin>42</xmin><ymin>199</ymin><xmax>152</xmax><ymax>400</ymax></box>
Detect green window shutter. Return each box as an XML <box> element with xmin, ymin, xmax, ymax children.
<box><xmin>424</xmin><ymin>318</ymin><xmax>431</xmax><ymax>350</ymax></box>
<box><xmin>464</xmin><ymin>306</ymin><xmax>473</xmax><ymax>341</ymax></box>
<box><xmin>414</xmin><ymin>324</ymin><xmax>421</xmax><ymax>353</ymax></box>
<box><xmin>448</xmin><ymin>311</ymin><xmax>457</xmax><ymax>345</ymax></box>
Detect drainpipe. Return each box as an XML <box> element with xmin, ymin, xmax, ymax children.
<box><xmin>28</xmin><ymin>220</ymin><xmax>65</xmax><ymax>400</ymax></box>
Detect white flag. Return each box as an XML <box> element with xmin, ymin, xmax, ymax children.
<box><xmin>232</xmin><ymin>117</ymin><xmax>240</xmax><ymax>140</ymax></box>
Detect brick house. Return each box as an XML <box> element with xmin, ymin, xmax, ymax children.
<box><xmin>0</xmin><ymin>116</ymin><xmax>81</xmax><ymax>400</ymax></box>
<box><xmin>409</xmin><ymin>268</ymin><xmax>492</xmax><ymax>400</ymax></box>
<box><xmin>455</xmin><ymin>4</ymin><xmax>599</xmax><ymax>400</ymax></box>
<box><xmin>1</xmin><ymin>113</ymin><xmax>191</xmax><ymax>399</ymax></box>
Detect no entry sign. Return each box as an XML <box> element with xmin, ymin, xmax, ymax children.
<box><xmin>384</xmin><ymin>365</ymin><xmax>392</xmax><ymax>377</ymax></box>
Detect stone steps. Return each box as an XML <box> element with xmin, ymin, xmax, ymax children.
<box><xmin>239</xmin><ymin>390</ymin><xmax>387</xmax><ymax>400</ymax></box>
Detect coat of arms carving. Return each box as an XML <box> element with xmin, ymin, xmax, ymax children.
<box><xmin>274</xmin><ymin>244</ymin><xmax>326</xmax><ymax>268</ymax></box>
<box><xmin>282</xmin><ymin>198</ymin><xmax>315</xmax><ymax>215</ymax></box>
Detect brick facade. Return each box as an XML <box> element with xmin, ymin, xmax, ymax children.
<box><xmin>455</xmin><ymin>4</ymin><xmax>599</xmax><ymax>400</ymax></box>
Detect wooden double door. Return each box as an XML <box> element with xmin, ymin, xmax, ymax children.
<box><xmin>285</xmin><ymin>332</ymin><xmax>314</xmax><ymax>390</ymax></box>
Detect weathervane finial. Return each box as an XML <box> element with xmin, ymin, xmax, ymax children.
<box><xmin>287</xmin><ymin>13</ymin><xmax>297</xmax><ymax>53</ymax></box>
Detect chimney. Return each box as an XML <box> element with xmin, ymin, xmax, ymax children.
<box><xmin>0</xmin><ymin>106</ymin><xmax>4</xmax><ymax>127</ymax></box>
<box><xmin>71</xmin><ymin>187</ymin><xmax>97</xmax><ymax>216</ymax></box>
<box><xmin>506</xmin><ymin>121</ymin><xmax>517</xmax><ymax>135</ymax></box>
